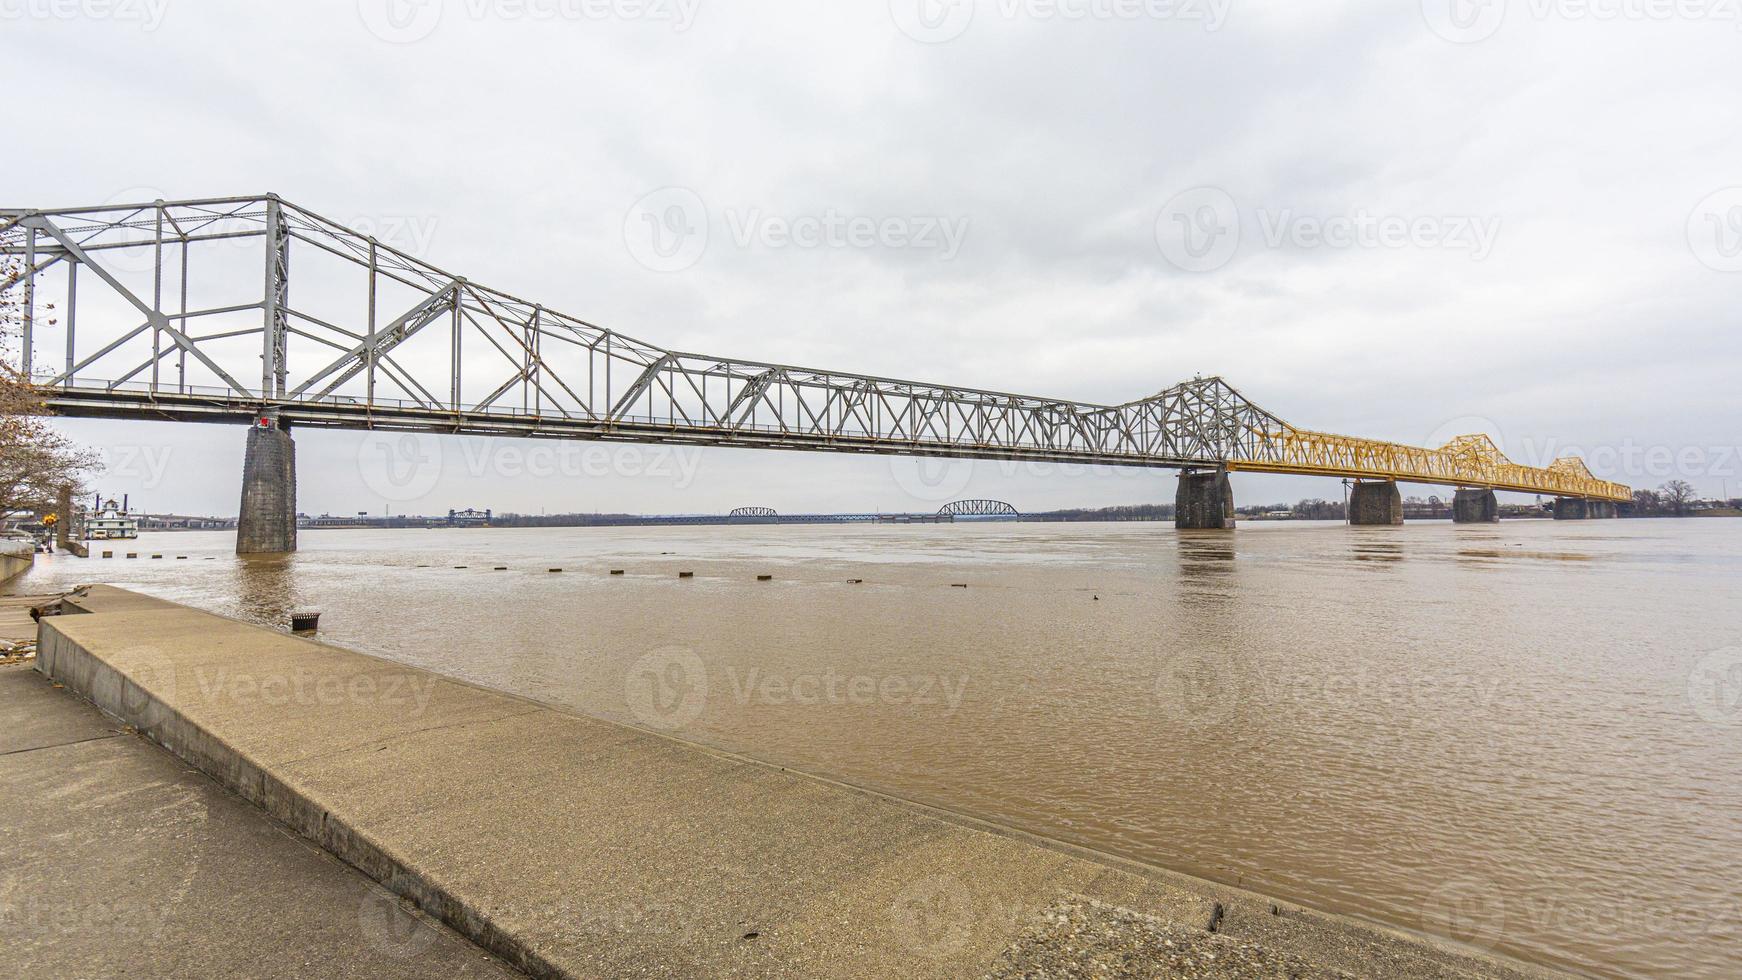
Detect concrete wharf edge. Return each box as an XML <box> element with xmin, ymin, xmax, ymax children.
<box><xmin>33</xmin><ymin>586</ymin><xmax>1558</xmax><ymax>979</ymax></box>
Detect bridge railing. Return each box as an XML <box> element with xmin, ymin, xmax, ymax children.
<box><xmin>4</xmin><ymin>195</ymin><xmax>1629</xmax><ymax>500</ymax></box>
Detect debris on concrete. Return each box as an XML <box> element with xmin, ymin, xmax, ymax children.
<box><xmin>985</xmin><ymin>899</ymin><xmax>1356</xmax><ymax>980</ymax></box>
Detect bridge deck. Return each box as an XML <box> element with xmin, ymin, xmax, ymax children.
<box><xmin>4</xmin><ymin>194</ymin><xmax>1629</xmax><ymax>502</ymax></box>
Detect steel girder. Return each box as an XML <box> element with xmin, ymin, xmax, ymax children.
<box><xmin>0</xmin><ymin>194</ymin><xmax>1629</xmax><ymax>501</ymax></box>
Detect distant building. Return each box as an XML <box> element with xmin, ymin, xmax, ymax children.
<box><xmin>447</xmin><ymin>508</ymin><xmax>492</xmax><ymax>527</ymax></box>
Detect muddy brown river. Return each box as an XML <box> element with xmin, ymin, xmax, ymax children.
<box><xmin>18</xmin><ymin>518</ymin><xmax>1742</xmax><ymax>977</ymax></box>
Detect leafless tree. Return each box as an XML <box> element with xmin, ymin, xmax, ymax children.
<box><xmin>1659</xmin><ymin>479</ymin><xmax>1696</xmax><ymax>517</ymax></box>
<box><xmin>2</xmin><ymin>258</ymin><xmax>97</xmax><ymax>525</ymax></box>
<box><xmin>1630</xmin><ymin>489</ymin><xmax>1662</xmax><ymax>515</ymax></box>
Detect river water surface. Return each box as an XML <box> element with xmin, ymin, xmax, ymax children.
<box><xmin>17</xmin><ymin>519</ymin><xmax>1742</xmax><ymax>977</ymax></box>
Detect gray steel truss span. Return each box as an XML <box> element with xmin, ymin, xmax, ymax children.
<box><xmin>0</xmin><ymin>193</ymin><xmax>1629</xmax><ymax>503</ymax></box>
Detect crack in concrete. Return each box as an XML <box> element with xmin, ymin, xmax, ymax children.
<box><xmin>271</xmin><ymin>705</ymin><xmax>551</xmax><ymax>771</ymax></box>
<box><xmin>0</xmin><ymin>732</ymin><xmax>125</xmax><ymax>757</ymax></box>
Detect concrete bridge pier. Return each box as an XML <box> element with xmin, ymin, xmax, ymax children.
<box><xmin>1587</xmin><ymin>499</ymin><xmax>1617</xmax><ymax>519</ymax></box>
<box><xmin>236</xmin><ymin>416</ymin><xmax>297</xmax><ymax>554</ymax></box>
<box><xmin>1348</xmin><ymin>480</ymin><xmax>1404</xmax><ymax>525</ymax></box>
<box><xmin>1555</xmin><ymin>497</ymin><xmax>1593</xmax><ymax>520</ymax></box>
<box><xmin>1175</xmin><ymin>468</ymin><xmax>1235</xmax><ymax>529</ymax></box>
<box><xmin>1453</xmin><ymin>488</ymin><xmax>1499</xmax><ymax>524</ymax></box>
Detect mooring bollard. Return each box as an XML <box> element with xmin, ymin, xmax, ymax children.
<box><xmin>290</xmin><ymin>611</ymin><xmax>320</xmax><ymax>634</ymax></box>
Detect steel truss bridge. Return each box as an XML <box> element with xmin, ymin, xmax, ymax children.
<box><xmin>939</xmin><ymin>499</ymin><xmax>1020</xmax><ymax>517</ymax></box>
<box><xmin>0</xmin><ymin>194</ymin><xmax>1628</xmax><ymax>503</ymax></box>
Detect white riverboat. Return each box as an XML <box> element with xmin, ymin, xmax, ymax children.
<box><xmin>84</xmin><ymin>497</ymin><xmax>139</xmax><ymax>540</ymax></box>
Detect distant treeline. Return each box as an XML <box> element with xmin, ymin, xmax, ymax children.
<box><xmin>1028</xmin><ymin>504</ymin><xmax>1175</xmax><ymax>522</ymax></box>
<box><xmin>490</xmin><ymin>512</ymin><xmax>673</xmax><ymax>527</ymax></box>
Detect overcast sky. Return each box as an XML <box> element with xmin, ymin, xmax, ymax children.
<box><xmin>7</xmin><ymin>1</ymin><xmax>1739</xmax><ymax>516</ymax></box>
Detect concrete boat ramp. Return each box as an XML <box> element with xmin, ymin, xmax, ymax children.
<box><xmin>5</xmin><ymin>586</ymin><xmax>1558</xmax><ymax>979</ymax></box>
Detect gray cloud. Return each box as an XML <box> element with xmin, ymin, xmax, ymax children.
<box><xmin>11</xmin><ymin>1</ymin><xmax>1739</xmax><ymax>515</ymax></box>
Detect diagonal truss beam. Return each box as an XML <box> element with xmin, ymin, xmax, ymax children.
<box><xmin>24</xmin><ymin>215</ymin><xmax>252</xmax><ymax>396</ymax></box>
<box><xmin>0</xmin><ymin>194</ymin><xmax>1632</xmax><ymax>501</ymax></box>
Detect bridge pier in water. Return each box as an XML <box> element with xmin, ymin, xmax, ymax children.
<box><xmin>1175</xmin><ymin>468</ymin><xmax>1235</xmax><ymax>529</ymax></box>
<box><xmin>1556</xmin><ymin>497</ymin><xmax>1616</xmax><ymax>520</ymax></box>
<box><xmin>236</xmin><ymin>417</ymin><xmax>298</xmax><ymax>554</ymax></box>
<box><xmin>1453</xmin><ymin>488</ymin><xmax>1499</xmax><ymax>524</ymax></box>
<box><xmin>1348</xmin><ymin>480</ymin><xmax>1404</xmax><ymax>525</ymax></box>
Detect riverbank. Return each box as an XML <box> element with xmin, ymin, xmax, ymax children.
<box><xmin>0</xmin><ymin>539</ymin><xmax>33</xmax><ymax>591</ymax></box>
<box><xmin>0</xmin><ymin>660</ymin><xmax>517</xmax><ymax>978</ymax></box>
<box><xmin>26</xmin><ymin>585</ymin><xmax>1554</xmax><ymax>978</ymax></box>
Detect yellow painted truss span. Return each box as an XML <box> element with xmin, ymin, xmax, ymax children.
<box><xmin>1227</xmin><ymin>429</ymin><xmax>1631</xmax><ymax>501</ymax></box>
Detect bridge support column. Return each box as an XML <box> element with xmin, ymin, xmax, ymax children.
<box><xmin>55</xmin><ymin>485</ymin><xmax>73</xmax><ymax>550</ymax></box>
<box><xmin>237</xmin><ymin>417</ymin><xmax>297</xmax><ymax>554</ymax></box>
<box><xmin>1554</xmin><ymin>497</ymin><xmax>1588</xmax><ymax>520</ymax></box>
<box><xmin>1589</xmin><ymin>499</ymin><xmax>1617</xmax><ymax>519</ymax></box>
<box><xmin>1175</xmin><ymin>468</ymin><xmax>1235</xmax><ymax>529</ymax></box>
<box><xmin>1453</xmin><ymin>488</ymin><xmax>1499</xmax><ymax>524</ymax></box>
<box><xmin>1349</xmin><ymin>480</ymin><xmax>1404</xmax><ymax>525</ymax></box>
